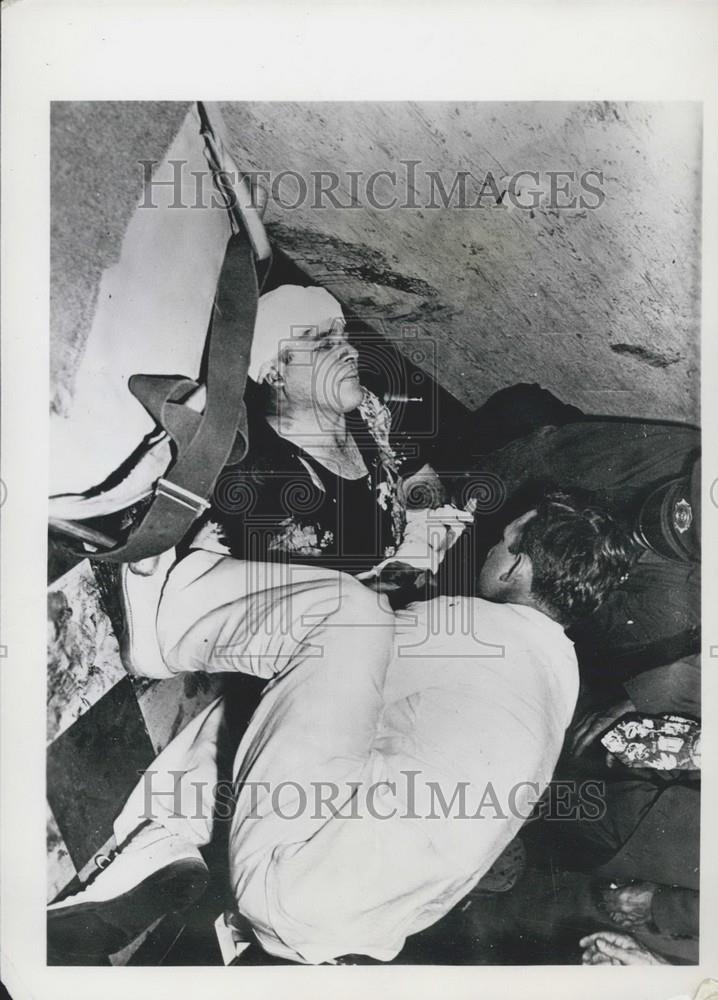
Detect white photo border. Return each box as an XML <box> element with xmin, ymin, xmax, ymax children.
<box><xmin>2</xmin><ymin>2</ymin><xmax>717</xmax><ymax>998</ymax></box>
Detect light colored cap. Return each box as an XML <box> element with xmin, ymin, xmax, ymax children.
<box><xmin>248</xmin><ymin>284</ymin><xmax>344</xmax><ymax>382</ymax></box>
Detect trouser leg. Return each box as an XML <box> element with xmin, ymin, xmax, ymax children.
<box><xmin>117</xmin><ymin>554</ymin><xmax>396</xmax><ymax>849</ymax></box>
<box><xmin>225</xmin><ymin>600</ymin><xmax>527</xmax><ymax>964</ymax></box>
<box><xmin>114</xmin><ymin>695</ymin><xmax>229</xmax><ymax>847</ymax></box>
<box><xmin>157</xmin><ymin>550</ymin><xmax>394</xmax><ymax>679</ymax></box>
<box><xmin>223</xmin><ymin>577</ymin><xmax>399</xmax><ymax>962</ymax></box>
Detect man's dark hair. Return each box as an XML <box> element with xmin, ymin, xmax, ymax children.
<box><xmin>509</xmin><ymin>490</ymin><xmax>638</xmax><ymax>626</ymax></box>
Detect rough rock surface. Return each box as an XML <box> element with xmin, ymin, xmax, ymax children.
<box><xmin>51</xmin><ymin>101</ymin><xmax>701</xmax><ymax>422</ymax></box>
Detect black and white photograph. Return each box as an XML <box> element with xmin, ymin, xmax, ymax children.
<box><xmin>43</xmin><ymin>96</ymin><xmax>703</xmax><ymax>968</ymax></box>
<box><xmin>2</xmin><ymin>4</ymin><xmax>717</xmax><ymax>999</ymax></box>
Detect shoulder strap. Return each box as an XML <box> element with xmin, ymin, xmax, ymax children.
<box><xmin>92</xmin><ymin>231</ymin><xmax>257</xmax><ymax>561</ymax></box>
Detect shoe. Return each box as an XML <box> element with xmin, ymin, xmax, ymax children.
<box><xmin>48</xmin><ymin>822</ymin><xmax>209</xmax><ymax>959</ymax></box>
<box><xmin>119</xmin><ymin>549</ymin><xmax>177</xmax><ymax>678</ymax></box>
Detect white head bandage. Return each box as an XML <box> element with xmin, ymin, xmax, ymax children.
<box><xmin>248</xmin><ymin>285</ymin><xmax>345</xmax><ymax>383</ymax></box>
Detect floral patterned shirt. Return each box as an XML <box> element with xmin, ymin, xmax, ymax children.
<box><xmin>206</xmin><ymin>388</ymin><xmax>426</xmax><ymax>574</ymax></box>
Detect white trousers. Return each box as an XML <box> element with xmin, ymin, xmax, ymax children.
<box><xmin>115</xmin><ymin>550</ymin><xmax>400</xmax><ymax>962</ymax></box>
<box><xmin>114</xmin><ymin>553</ymin><xmax>567</xmax><ymax>963</ymax></box>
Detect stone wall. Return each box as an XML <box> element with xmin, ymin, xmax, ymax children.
<box><xmin>51</xmin><ymin>100</ymin><xmax>701</xmax><ymax>423</ymax></box>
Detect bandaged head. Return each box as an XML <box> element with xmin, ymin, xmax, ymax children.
<box><xmin>248</xmin><ymin>285</ymin><xmax>345</xmax><ymax>383</ymax></box>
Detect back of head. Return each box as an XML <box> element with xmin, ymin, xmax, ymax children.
<box><xmin>511</xmin><ymin>490</ymin><xmax>638</xmax><ymax>627</ymax></box>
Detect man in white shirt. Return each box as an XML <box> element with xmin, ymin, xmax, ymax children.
<box><xmin>48</xmin><ymin>491</ymin><xmax>634</xmax><ymax>964</ymax></box>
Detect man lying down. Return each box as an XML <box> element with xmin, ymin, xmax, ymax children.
<box><xmin>49</xmin><ymin>484</ymin><xmax>633</xmax><ymax>963</ymax></box>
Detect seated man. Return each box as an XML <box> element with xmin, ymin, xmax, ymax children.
<box><xmin>49</xmin><ymin>490</ymin><xmax>634</xmax><ymax>964</ymax></box>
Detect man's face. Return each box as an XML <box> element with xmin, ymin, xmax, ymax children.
<box><xmin>278</xmin><ymin>320</ymin><xmax>363</xmax><ymax>414</ymax></box>
<box><xmin>477</xmin><ymin>510</ymin><xmax>536</xmax><ymax>601</ymax></box>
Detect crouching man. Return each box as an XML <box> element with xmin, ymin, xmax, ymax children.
<box><xmin>49</xmin><ymin>491</ymin><xmax>634</xmax><ymax>963</ymax></box>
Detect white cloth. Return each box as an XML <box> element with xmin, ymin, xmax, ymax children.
<box><xmin>248</xmin><ymin>284</ymin><xmax>344</xmax><ymax>382</ymax></box>
<box><xmin>154</xmin><ymin>550</ymin><xmax>396</xmax><ymax>679</ymax></box>
<box><xmin>229</xmin><ymin>596</ymin><xmax>578</xmax><ymax>962</ymax></box>
<box><xmin>115</xmin><ymin>561</ymin><xmax>578</xmax><ymax>964</ymax></box>
<box><xmin>51</xmin><ymin>104</ymin><xmax>232</xmax><ymax>494</ymax></box>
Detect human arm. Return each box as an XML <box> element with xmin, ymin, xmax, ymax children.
<box><xmin>357</xmin><ymin>502</ymin><xmax>475</xmax><ymax>597</ymax></box>
<box><xmin>360</xmin><ymin>462</ymin><xmax>449</xmax><ymax>592</ymax></box>
<box><xmin>364</xmin><ymin>459</ymin><xmax>473</xmax><ymax>581</ymax></box>
<box><xmin>568</xmin><ymin>697</ymin><xmax>636</xmax><ymax>755</ymax></box>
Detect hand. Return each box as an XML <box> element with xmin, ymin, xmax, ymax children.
<box><xmin>601</xmin><ymin>882</ymin><xmax>656</xmax><ymax>928</ymax></box>
<box><xmin>361</xmin><ymin>562</ymin><xmax>427</xmax><ymax>594</ymax></box>
<box><xmin>357</xmin><ymin>504</ymin><xmax>473</xmax><ymax>582</ymax></box>
<box><xmin>579</xmin><ymin>930</ymin><xmax>667</xmax><ymax>965</ymax></box>
<box><xmin>391</xmin><ymin>504</ymin><xmax>475</xmax><ymax>574</ymax></box>
<box><xmin>569</xmin><ymin>698</ymin><xmax>634</xmax><ymax>755</ymax></box>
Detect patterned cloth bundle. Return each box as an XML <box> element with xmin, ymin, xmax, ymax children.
<box><xmin>601</xmin><ymin>714</ymin><xmax>701</xmax><ymax>771</ymax></box>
